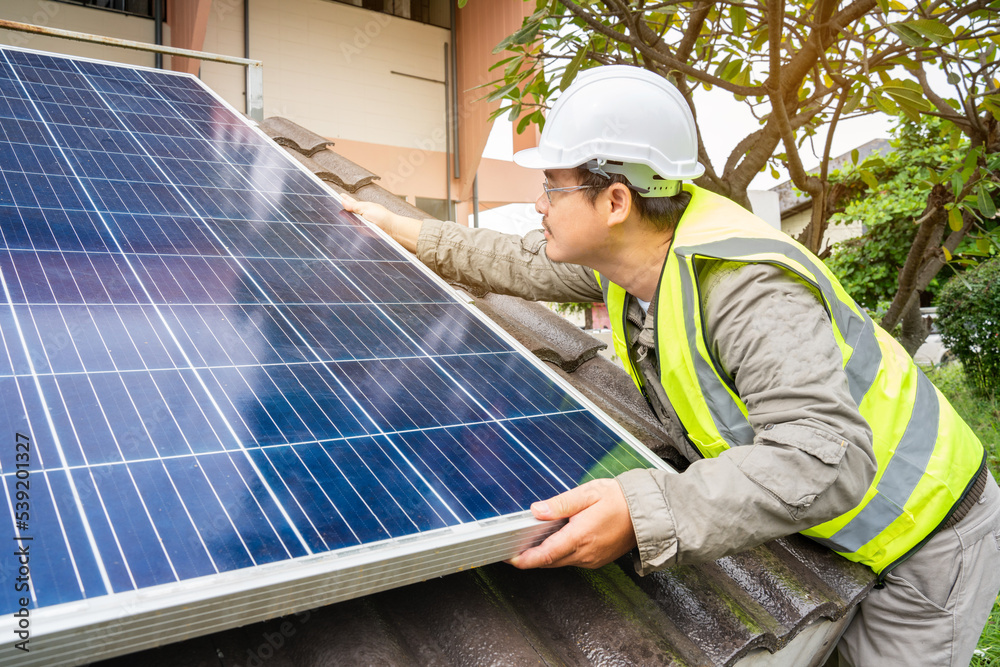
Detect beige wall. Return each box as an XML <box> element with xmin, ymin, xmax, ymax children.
<box><xmin>201</xmin><ymin>0</ymin><xmax>450</xmax><ymax>153</ymax></box>
<box><xmin>201</xmin><ymin>0</ymin><xmax>537</xmax><ymax>207</ymax></box>
<box><xmin>0</xmin><ymin>1</ymin><xmax>163</xmax><ymax>68</ymax></box>
<box><xmin>783</xmin><ymin>210</ymin><xmax>866</xmax><ymax>249</ymax></box>
<box><xmin>0</xmin><ymin>0</ymin><xmax>539</xmax><ymax>208</ymax></box>
<box><xmin>333</xmin><ymin>136</ymin><xmax>538</xmax><ymax>204</ymax></box>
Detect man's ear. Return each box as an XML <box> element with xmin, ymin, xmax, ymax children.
<box><xmin>606</xmin><ymin>182</ymin><xmax>632</xmax><ymax>228</ymax></box>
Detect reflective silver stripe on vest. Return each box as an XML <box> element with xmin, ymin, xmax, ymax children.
<box><xmin>677</xmin><ymin>257</ymin><xmax>756</xmax><ymax>446</ymax></box>
<box><xmin>677</xmin><ymin>237</ymin><xmax>943</xmax><ymax>552</ymax></box>
<box><xmin>675</xmin><ymin>238</ymin><xmax>882</xmax><ymax>407</ymax></box>
<box><xmin>812</xmin><ymin>371</ymin><xmax>940</xmax><ymax>553</ymax></box>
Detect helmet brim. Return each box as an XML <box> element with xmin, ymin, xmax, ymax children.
<box><xmin>512</xmin><ymin>147</ymin><xmax>577</xmax><ymax>170</ymax></box>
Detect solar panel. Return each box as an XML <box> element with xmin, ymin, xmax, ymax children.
<box><xmin>0</xmin><ymin>46</ymin><xmax>669</xmax><ymax>665</ymax></box>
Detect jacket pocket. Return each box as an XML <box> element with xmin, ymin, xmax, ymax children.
<box><xmin>738</xmin><ymin>424</ymin><xmax>849</xmax><ymax>518</ymax></box>
<box><xmin>519</xmin><ymin>232</ymin><xmax>546</xmax><ymax>255</ymax></box>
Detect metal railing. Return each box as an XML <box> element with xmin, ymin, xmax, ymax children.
<box><xmin>0</xmin><ymin>19</ymin><xmax>263</xmax><ymax>121</ymax></box>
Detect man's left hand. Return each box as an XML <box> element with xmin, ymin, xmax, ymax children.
<box><xmin>507</xmin><ymin>478</ymin><xmax>637</xmax><ymax>570</ymax></box>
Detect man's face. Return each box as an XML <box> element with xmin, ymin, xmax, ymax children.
<box><xmin>535</xmin><ymin>168</ymin><xmax>608</xmax><ymax>265</ymax></box>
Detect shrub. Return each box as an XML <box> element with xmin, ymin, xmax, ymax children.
<box><xmin>936</xmin><ymin>258</ymin><xmax>1000</xmax><ymax>396</ymax></box>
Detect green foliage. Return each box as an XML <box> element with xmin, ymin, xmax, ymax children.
<box><xmin>824</xmin><ymin>119</ymin><xmax>950</xmax><ymax>309</ymax></box>
<box><xmin>476</xmin><ymin>1</ymin><xmax>1000</xmax><ymax>182</ymax></box>
<box><xmin>973</xmin><ymin>601</ymin><xmax>1000</xmax><ymax>667</ymax></box>
<box><xmin>824</xmin><ymin>117</ymin><xmax>999</xmax><ymax>312</ymax></box>
<box><xmin>924</xmin><ymin>363</ymin><xmax>1000</xmax><ymax>476</ymax></box>
<box><xmin>936</xmin><ymin>258</ymin><xmax>1000</xmax><ymax>397</ymax></box>
<box><xmin>552</xmin><ymin>301</ymin><xmax>593</xmax><ymax>317</ymax></box>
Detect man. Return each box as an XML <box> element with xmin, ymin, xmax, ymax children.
<box><xmin>342</xmin><ymin>66</ymin><xmax>1000</xmax><ymax>666</ymax></box>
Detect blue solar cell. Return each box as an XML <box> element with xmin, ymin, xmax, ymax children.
<box><xmin>0</xmin><ymin>46</ymin><xmax>666</xmax><ymax>663</ymax></box>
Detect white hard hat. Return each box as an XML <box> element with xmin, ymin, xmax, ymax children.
<box><xmin>513</xmin><ymin>65</ymin><xmax>704</xmax><ymax>197</ymax></box>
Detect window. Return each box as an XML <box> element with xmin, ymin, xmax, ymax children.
<box><xmin>55</xmin><ymin>0</ymin><xmax>156</xmax><ymax>20</ymax></box>
<box><xmin>331</xmin><ymin>0</ymin><xmax>450</xmax><ymax>29</ymax></box>
<box><xmin>415</xmin><ymin>197</ymin><xmax>453</xmax><ymax>222</ymax></box>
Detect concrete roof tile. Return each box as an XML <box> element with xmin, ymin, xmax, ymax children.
<box><xmin>259</xmin><ymin>116</ymin><xmax>334</xmax><ymax>156</ymax></box>
<box><xmin>473</xmin><ymin>292</ymin><xmax>606</xmax><ymax>372</ymax></box>
<box><xmin>311</xmin><ymin>149</ymin><xmax>379</xmax><ymax>192</ymax></box>
<box><xmin>350</xmin><ymin>181</ymin><xmax>431</xmax><ymax>219</ymax></box>
<box><xmin>261</xmin><ymin>117</ymin><xmax>378</xmax><ymax>192</ymax></box>
<box><xmin>97</xmin><ymin>544</ymin><xmax>870</xmax><ymax>667</ymax></box>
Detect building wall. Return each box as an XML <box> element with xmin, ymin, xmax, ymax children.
<box><xmin>0</xmin><ymin>0</ymin><xmax>538</xmax><ymax>211</ymax></box>
<box><xmin>747</xmin><ymin>190</ymin><xmax>781</xmax><ymax>229</ymax></box>
<box><xmin>201</xmin><ymin>0</ymin><xmax>450</xmax><ymax>154</ymax></box>
<box><xmin>0</xmin><ymin>1</ymin><xmax>163</xmax><ymax>68</ymax></box>
<box><xmin>782</xmin><ymin>209</ymin><xmax>866</xmax><ymax>249</ymax></box>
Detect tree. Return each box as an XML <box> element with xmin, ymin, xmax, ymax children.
<box><xmin>824</xmin><ymin>115</ymin><xmax>999</xmax><ymax>352</ymax></box>
<box><xmin>474</xmin><ymin>0</ymin><xmax>1000</xmax><ymax>349</ymax></box>
<box><xmin>936</xmin><ymin>258</ymin><xmax>1000</xmax><ymax>395</ymax></box>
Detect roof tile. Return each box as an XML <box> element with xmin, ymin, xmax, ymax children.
<box><xmin>311</xmin><ymin>149</ymin><xmax>379</xmax><ymax>192</ymax></box>
<box><xmin>259</xmin><ymin>117</ymin><xmax>334</xmax><ymax>156</ymax></box>
<box><xmin>474</xmin><ymin>292</ymin><xmax>606</xmax><ymax>372</ymax></box>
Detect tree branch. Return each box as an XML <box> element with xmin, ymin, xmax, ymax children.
<box><xmin>880</xmin><ymin>183</ymin><xmax>951</xmax><ymax>331</ymax></box>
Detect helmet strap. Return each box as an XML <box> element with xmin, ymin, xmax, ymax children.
<box><xmin>584</xmin><ymin>159</ymin><xmax>681</xmax><ymax>198</ymax></box>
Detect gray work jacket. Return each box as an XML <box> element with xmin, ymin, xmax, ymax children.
<box><xmin>417</xmin><ymin>219</ymin><xmax>877</xmax><ymax>575</ymax></box>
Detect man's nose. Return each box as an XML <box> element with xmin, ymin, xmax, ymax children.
<box><xmin>535</xmin><ymin>191</ymin><xmax>547</xmax><ymax>215</ymax></box>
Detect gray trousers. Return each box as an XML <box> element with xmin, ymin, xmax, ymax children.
<box><xmin>834</xmin><ymin>471</ymin><xmax>1000</xmax><ymax>667</ymax></box>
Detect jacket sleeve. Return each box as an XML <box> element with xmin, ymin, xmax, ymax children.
<box><xmin>415</xmin><ymin>218</ymin><xmax>604</xmax><ymax>303</ymax></box>
<box><xmin>618</xmin><ymin>262</ymin><xmax>878</xmax><ymax>574</ymax></box>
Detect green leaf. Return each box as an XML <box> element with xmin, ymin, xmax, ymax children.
<box><xmin>978</xmin><ymin>184</ymin><xmax>997</xmax><ymax>219</ymax></box>
<box><xmin>982</xmin><ymin>95</ymin><xmax>1000</xmax><ymax>121</ymax></box>
<box><xmin>947</xmin><ymin>71</ymin><xmax>960</xmax><ymax>85</ymax></box>
<box><xmin>961</xmin><ymin>149</ymin><xmax>978</xmax><ymax>181</ymax></box>
<box><xmin>880</xmin><ymin>83</ymin><xmax>931</xmax><ymax>122</ymax></box>
<box><xmin>842</xmin><ymin>88</ymin><xmax>864</xmax><ymax>114</ymax></box>
<box><xmin>948</xmin><ymin>206</ymin><xmax>964</xmax><ymax>231</ymax></box>
<box><xmin>458</xmin><ymin>0</ymin><xmax>467</xmax><ymax>7</ymax></box>
<box><xmin>860</xmin><ymin>170</ymin><xmax>879</xmax><ymax>190</ymax></box>
<box><xmin>881</xmin><ymin>84</ymin><xmax>931</xmax><ymax>109</ymax></box>
<box><xmin>713</xmin><ymin>53</ymin><xmax>734</xmax><ymax>79</ymax></box>
<box><xmin>559</xmin><ymin>41</ymin><xmax>589</xmax><ymax>92</ymax></box>
<box><xmin>733</xmin><ymin>65</ymin><xmax>752</xmax><ymax>88</ymax></box>
<box><xmin>875</xmin><ymin>0</ymin><xmax>889</xmax><ymax>13</ymax></box>
<box><xmin>487</xmin><ymin>81</ymin><xmax>520</xmax><ymax>102</ymax></box>
<box><xmin>941</xmin><ymin>246</ymin><xmax>952</xmax><ymax>261</ymax></box>
<box><xmin>731</xmin><ymin>5</ymin><xmax>746</xmax><ymax>36</ymax></box>
<box><xmin>721</xmin><ymin>58</ymin><xmax>743</xmax><ymax>81</ymax></box>
<box><xmin>493</xmin><ymin>20</ymin><xmax>542</xmax><ymax>53</ymax></box>
<box><xmin>907</xmin><ymin>18</ymin><xmax>954</xmax><ymax>45</ymax></box>
<box><xmin>516</xmin><ymin>113</ymin><xmax>533</xmax><ymax>134</ymax></box>
<box><xmin>851</xmin><ymin>148</ymin><xmax>860</xmax><ymax>165</ymax></box>
<box><xmin>869</xmin><ymin>91</ymin><xmax>898</xmax><ymax>115</ymax></box>
<box><xmin>888</xmin><ymin>23</ymin><xmax>926</xmax><ymax>47</ymax></box>
<box><xmin>750</xmin><ymin>25</ymin><xmax>769</xmax><ymax>52</ymax></box>
<box><xmin>488</xmin><ymin>55</ymin><xmax>518</xmax><ymax>72</ymax></box>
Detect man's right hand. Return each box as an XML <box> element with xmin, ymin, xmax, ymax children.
<box><xmin>341</xmin><ymin>195</ymin><xmax>421</xmax><ymax>253</ymax></box>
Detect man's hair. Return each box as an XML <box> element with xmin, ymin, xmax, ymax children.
<box><xmin>574</xmin><ymin>166</ymin><xmax>691</xmax><ymax>232</ymax></box>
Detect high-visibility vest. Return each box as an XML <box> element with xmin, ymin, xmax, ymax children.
<box><xmin>598</xmin><ymin>185</ymin><xmax>985</xmax><ymax>574</ymax></box>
